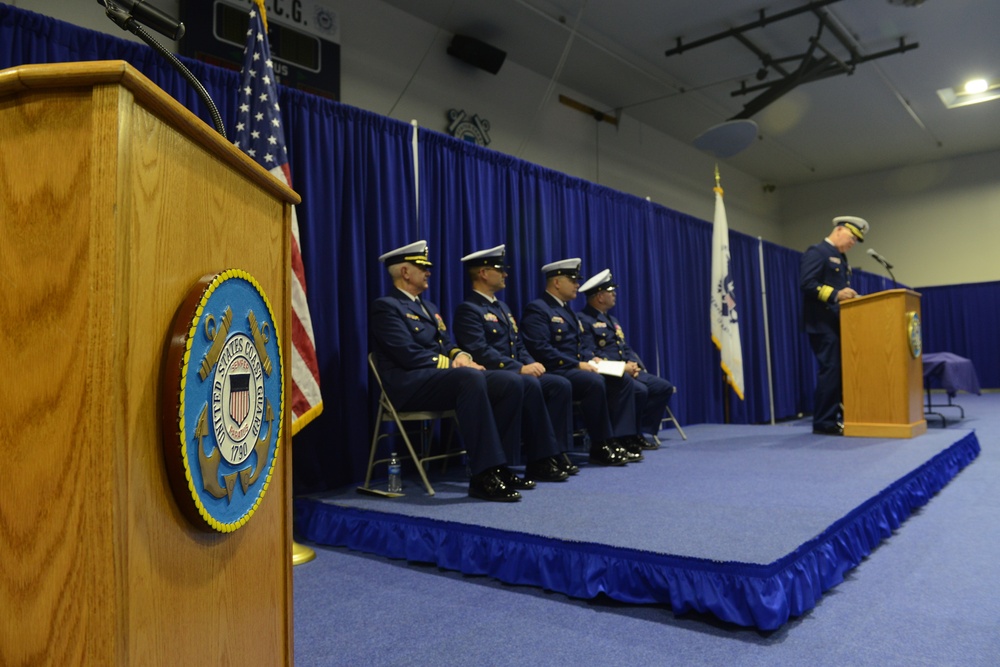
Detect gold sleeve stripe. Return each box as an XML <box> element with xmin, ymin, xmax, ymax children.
<box><xmin>435</xmin><ymin>355</ymin><xmax>450</xmax><ymax>369</ymax></box>
<box><xmin>818</xmin><ymin>285</ymin><xmax>834</xmax><ymax>303</ymax></box>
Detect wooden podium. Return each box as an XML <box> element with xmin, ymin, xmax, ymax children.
<box><xmin>0</xmin><ymin>62</ymin><xmax>298</xmax><ymax>665</ymax></box>
<box><xmin>840</xmin><ymin>289</ymin><xmax>927</xmax><ymax>438</ymax></box>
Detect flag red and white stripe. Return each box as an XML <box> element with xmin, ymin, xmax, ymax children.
<box><xmin>234</xmin><ymin>0</ymin><xmax>323</xmax><ymax>434</ymax></box>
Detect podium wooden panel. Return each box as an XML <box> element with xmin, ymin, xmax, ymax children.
<box><xmin>841</xmin><ymin>288</ymin><xmax>927</xmax><ymax>438</ymax></box>
<box><xmin>0</xmin><ymin>61</ymin><xmax>299</xmax><ymax>666</ymax></box>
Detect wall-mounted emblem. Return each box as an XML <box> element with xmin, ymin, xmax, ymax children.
<box><xmin>447</xmin><ymin>109</ymin><xmax>492</xmax><ymax>146</ymax></box>
<box><xmin>162</xmin><ymin>270</ymin><xmax>284</xmax><ymax>533</ymax></box>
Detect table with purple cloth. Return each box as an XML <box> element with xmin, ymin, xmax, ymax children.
<box><xmin>923</xmin><ymin>352</ymin><xmax>981</xmax><ymax>396</ymax></box>
<box><xmin>922</xmin><ymin>352</ymin><xmax>981</xmax><ymax>423</ymax></box>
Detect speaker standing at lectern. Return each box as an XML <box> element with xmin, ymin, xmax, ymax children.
<box><xmin>800</xmin><ymin>216</ymin><xmax>870</xmax><ymax>436</ymax></box>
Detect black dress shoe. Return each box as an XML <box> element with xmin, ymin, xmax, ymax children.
<box><xmin>622</xmin><ymin>436</ymin><xmax>646</xmax><ymax>461</ymax></box>
<box><xmin>558</xmin><ymin>452</ymin><xmax>580</xmax><ymax>475</ymax></box>
<box><xmin>638</xmin><ymin>435</ymin><xmax>660</xmax><ymax>450</ymax></box>
<box><xmin>497</xmin><ymin>465</ymin><xmax>536</xmax><ymax>490</ymax></box>
<box><xmin>468</xmin><ymin>468</ymin><xmax>522</xmax><ymax>502</ymax></box>
<box><xmin>813</xmin><ymin>423</ymin><xmax>844</xmax><ymax>436</ymax></box>
<box><xmin>589</xmin><ymin>440</ymin><xmax>629</xmax><ymax>466</ymax></box>
<box><xmin>525</xmin><ymin>457</ymin><xmax>570</xmax><ymax>482</ymax></box>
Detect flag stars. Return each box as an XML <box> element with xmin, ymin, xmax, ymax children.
<box><xmin>235</xmin><ymin>10</ymin><xmax>288</xmax><ymax>174</ymax></box>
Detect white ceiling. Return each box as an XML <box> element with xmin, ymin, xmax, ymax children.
<box><xmin>380</xmin><ymin>0</ymin><xmax>1000</xmax><ymax>186</ymax></box>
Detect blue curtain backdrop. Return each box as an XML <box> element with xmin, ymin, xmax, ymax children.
<box><xmin>918</xmin><ymin>281</ymin><xmax>1000</xmax><ymax>389</ymax></box>
<box><xmin>5</xmin><ymin>4</ymin><xmax>990</xmax><ymax>495</ymax></box>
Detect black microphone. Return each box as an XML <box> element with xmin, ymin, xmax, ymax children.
<box><xmin>97</xmin><ymin>0</ymin><xmax>185</xmax><ymax>41</ymax></box>
<box><xmin>866</xmin><ymin>248</ymin><xmax>894</xmax><ymax>270</ymax></box>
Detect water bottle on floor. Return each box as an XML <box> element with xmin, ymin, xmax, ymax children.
<box><xmin>387</xmin><ymin>452</ymin><xmax>402</xmax><ymax>493</ymax></box>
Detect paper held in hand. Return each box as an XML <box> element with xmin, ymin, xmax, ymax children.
<box><xmin>589</xmin><ymin>359</ymin><xmax>626</xmax><ymax>377</ymax></box>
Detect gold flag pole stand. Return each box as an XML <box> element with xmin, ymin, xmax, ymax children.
<box><xmin>292</xmin><ymin>541</ymin><xmax>316</xmax><ymax>566</ymax></box>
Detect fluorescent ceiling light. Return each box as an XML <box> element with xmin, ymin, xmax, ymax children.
<box><xmin>938</xmin><ymin>79</ymin><xmax>1000</xmax><ymax>108</ymax></box>
<box><xmin>964</xmin><ymin>79</ymin><xmax>989</xmax><ymax>94</ymax></box>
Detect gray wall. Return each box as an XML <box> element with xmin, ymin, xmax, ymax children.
<box><xmin>779</xmin><ymin>152</ymin><xmax>1000</xmax><ymax>287</ymax></box>
<box><xmin>20</xmin><ymin>0</ymin><xmax>1000</xmax><ymax>287</ymax></box>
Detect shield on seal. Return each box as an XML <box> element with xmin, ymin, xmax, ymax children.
<box><xmin>229</xmin><ymin>373</ymin><xmax>251</xmax><ymax>427</ymax></box>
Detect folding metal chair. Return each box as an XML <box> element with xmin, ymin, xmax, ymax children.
<box><xmin>656</xmin><ymin>386</ymin><xmax>687</xmax><ymax>443</ymax></box>
<box><xmin>361</xmin><ymin>354</ymin><xmax>463</xmax><ymax>496</ymax></box>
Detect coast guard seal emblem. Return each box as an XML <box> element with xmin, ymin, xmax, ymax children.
<box><xmin>906</xmin><ymin>311</ymin><xmax>922</xmax><ymax>359</ymax></box>
<box><xmin>162</xmin><ymin>270</ymin><xmax>284</xmax><ymax>533</ymax></box>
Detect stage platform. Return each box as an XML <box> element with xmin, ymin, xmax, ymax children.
<box><xmin>295</xmin><ymin>424</ymin><xmax>979</xmax><ymax>630</ymax></box>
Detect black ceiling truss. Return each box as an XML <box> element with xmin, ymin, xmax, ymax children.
<box><xmin>665</xmin><ymin>0</ymin><xmax>919</xmax><ymax>120</ymax></box>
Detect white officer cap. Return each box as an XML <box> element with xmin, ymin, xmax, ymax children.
<box><xmin>833</xmin><ymin>216</ymin><xmax>869</xmax><ymax>243</ymax></box>
<box><xmin>541</xmin><ymin>258</ymin><xmax>581</xmax><ymax>279</ymax></box>
<box><xmin>461</xmin><ymin>244</ymin><xmax>506</xmax><ymax>269</ymax></box>
<box><xmin>378</xmin><ymin>240</ymin><xmax>433</xmax><ymax>267</ymax></box>
<box><xmin>580</xmin><ymin>269</ymin><xmax>617</xmax><ymax>295</ymax></box>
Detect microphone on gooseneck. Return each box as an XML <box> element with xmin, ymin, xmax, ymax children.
<box><xmin>96</xmin><ymin>0</ymin><xmax>185</xmax><ymax>41</ymax></box>
<box><xmin>867</xmin><ymin>248</ymin><xmax>897</xmax><ymax>287</ymax></box>
<box><xmin>866</xmin><ymin>248</ymin><xmax>894</xmax><ymax>270</ymax></box>
<box><xmin>94</xmin><ymin>0</ymin><xmax>227</xmax><ymax>138</ymax></box>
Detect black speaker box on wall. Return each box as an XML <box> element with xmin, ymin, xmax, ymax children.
<box><xmin>447</xmin><ymin>35</ymin><xmax>506</xmax><ymax>75</ymax></box>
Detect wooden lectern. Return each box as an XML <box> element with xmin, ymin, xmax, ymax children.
<box><xmin>840</xmin><ymin>288</ymin><xmax>927</xmax><ymax>438</ymax></box>
<box><xmin>0</xmin><ymin>62</ymin><xmax>298</xmax><ymax>665</ymax></box>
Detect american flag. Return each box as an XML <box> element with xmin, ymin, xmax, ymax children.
<box><xmin>234</xmin><ymin>0</ymin><xmax>323</xmax><ymax>434</ymax></box>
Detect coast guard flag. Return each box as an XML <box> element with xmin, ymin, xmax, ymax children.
<box><xmin>710</xmin><ymin>176</ymin><xmax>745</xmax><ymax>400</ymax></box>
<box><xmin>234</xmin><ymin>0</ymin><xmax>323</xmax><ymax>434</ymax></box>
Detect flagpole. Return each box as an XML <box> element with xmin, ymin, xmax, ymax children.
<box><xmin>237</xmin><ymin>0</ymin><xmax>323</xmax><ymax>568</ymax></box>
<box><xmin>758</xmin><ymin>236</ymin><xmax>776</xmax><ymax>424</ymax></box>
<box><xmin>411</xmin><ymin>119</ymin><xmax>420</xmax><ymax>235</ymax></box>
<box><xmin>716</xmin><ymin>166</ymin><xmax>732</xmax><ymax>423</ymax></box>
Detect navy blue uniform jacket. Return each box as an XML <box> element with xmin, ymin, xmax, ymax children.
<box><xmin>520</xmin><ymin>293</ymin><xmax>593</xmax><ymax>369</ymax></box>
<box><xmin>578</xmin><ymin>305</ymin><xmax>642</xmax><ymax>365</ymax></box>
<box><xmin>800</xmin><ymin>240</ymin><xmax>852</xmax><ymax>335</ymax></box>
<box><xmin>370</xmin><ymin>291</ymin><xmax>464</xmax><ymax>406</ymax></box>
<box><xmin>453</xmin><ymin>292</ymin><xmax>536</xmax><ymax>371</ymax></box>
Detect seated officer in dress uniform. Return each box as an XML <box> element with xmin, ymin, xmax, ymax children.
<box><xmin>520</xmin><ymin>258</ymin><xmax>642</xmax><ymax>466</ymax></box>
<box><xmin>453</xmin><ymin>244</ymin><xmax>576</xmax><ymax>483</ymax></box>
<box><xmin>369</xmin><ymin>240</ymin><xmax>526</xmax><ymax>501</ymax></box>
<box><xmin>578</xmin><ymin>269</ymin><xmax>674</xmax><ymax>448</ymax></box>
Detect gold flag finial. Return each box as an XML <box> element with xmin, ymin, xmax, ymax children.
<box><xmin>254</xmin><ymin>0</ymin><xmax>268</xmax><ymax>33</ymax></box>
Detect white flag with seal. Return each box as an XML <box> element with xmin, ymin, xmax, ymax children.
<box><xmin>710</xmin><ymin>177</ymin><xmax>745</xmax><ymax>399</ymax></box>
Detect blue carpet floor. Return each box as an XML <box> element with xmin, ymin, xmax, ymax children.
<box><xmin>296</xmin><ymin>420</ymin><xmax>978</xmax><ymax>630</ymax></box>
<box><xmin>294</xmin><ymin>394</ymin><xmax>1000</xmax><ymax>665</ymax></box>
